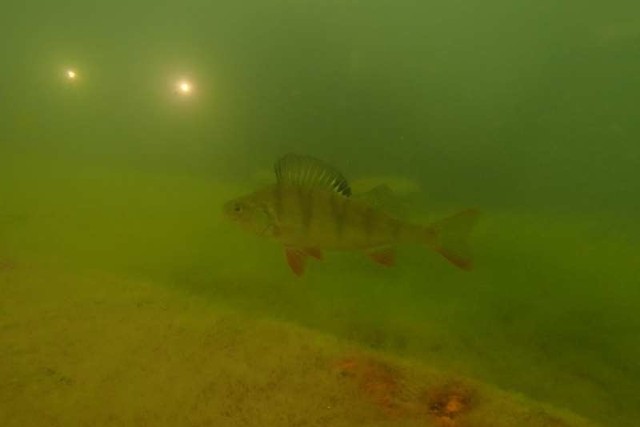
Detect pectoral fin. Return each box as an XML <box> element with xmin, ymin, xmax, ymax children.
<box><xmin>284</xmin><ymin>247</ymin><xmax>323</xmax><ymax>276</ymax></box>
<box><xmin>285</xmin><ymin>248</ymin><xmax>307</xmax><ymax>276</ymax></box>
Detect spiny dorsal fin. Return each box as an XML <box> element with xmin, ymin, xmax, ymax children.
<box><xmin>274</xmin><ymin>154</ymin><xmax>352</xmax><ymax>197</ymax></box>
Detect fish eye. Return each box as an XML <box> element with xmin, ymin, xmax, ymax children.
<box><xmin>233</xmin><ymin>203</ymin><xmax>243</xmax><ymax>213</ymax></box>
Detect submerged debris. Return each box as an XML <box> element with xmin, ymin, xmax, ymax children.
<box><xmin>335</xmin><ymin>355</ymin><xmax>406</xmax><ymax>417</ymax></box>
<box><xmin>335</xmin><ymin>354</ymin><xmax>476</xmax><ymax>425</ymax></box>
<box><xmin>424</xmin><ymin>380</ymin><xmax>475</xmax><ymax>426</ymax></box>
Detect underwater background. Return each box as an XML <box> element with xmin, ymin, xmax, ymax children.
<box><xmin>1</xmin><ymin>1</ymin><xmax>639</xmax><ymax>426</ymax></box>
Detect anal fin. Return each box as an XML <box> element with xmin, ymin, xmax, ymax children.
<box><xmin>367</xmin><ymin>248</ymin><xmax>396</xmax><ymax>267</ymax></box>
<box><xmin>303</xmin><ymin>248</ymin><xmax>323</xmax><ymax>260</ymax></box>
<box><xmin>285</xmin><ymin>247</ymin><xmax>326</xmax><ymax>276</ymax></box>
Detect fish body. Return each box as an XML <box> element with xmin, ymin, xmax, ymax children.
<box><xmin>224</xmin><ymin>154</ymin><xmax>479</xmax><ymax>276</ymax></box>
<box><xmin>227</xmin><ymin>183</ymin><xmax>422</xmax><ymax>250</ymax></box>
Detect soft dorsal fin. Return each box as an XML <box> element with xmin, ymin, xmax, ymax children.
<box><xmin>274</xmin><ymin>153</ymin><xmax>352</xmax><ymax>197</ymax></box>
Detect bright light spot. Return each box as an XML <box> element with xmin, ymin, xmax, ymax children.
<box><xmin>177</xmin><ymin>80</ymin><xmax>192</xmax><ymax>95</ymax></box>
<box><xmin>66</xmin><ymin>69</ymin><xmax>77</xmax><ymax>80</ymax></box>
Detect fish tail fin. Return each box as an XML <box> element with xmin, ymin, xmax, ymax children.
<box><xmin>423</xmin><ymin>209</ymin><xmax>480</xmax><ymax>271</ymax></box>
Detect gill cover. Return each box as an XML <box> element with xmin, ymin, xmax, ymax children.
<box><xmin>226</xmin><ymin>196</ymin><xmax>276</xmax><ymax>237</ymax></box>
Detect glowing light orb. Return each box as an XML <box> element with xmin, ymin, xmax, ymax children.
<box><xmin>66</xmin><ymin>69</ymin><xmax>77</xmax><ymax>80</ymax></box>
<box><xmin>177</xmin><ymin>80</ymin><xmax>192</xmax><ymax>95</ymax></box>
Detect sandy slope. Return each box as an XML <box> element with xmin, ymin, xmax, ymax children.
<box><xmin>0</xmin><ymin>263</ymin><xmax>598</xmax><ymax>427</ymax></box>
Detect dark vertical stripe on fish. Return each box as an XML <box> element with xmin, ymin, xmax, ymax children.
<box><xmin>274</xmin><ymin>184</ymin><xmax>283</xmax><ymax>220</ymax></box>
<box><xmin>329</xmin><ymin>192</ymin><xmax>348</xmax><ymax>239</ymax></box>
<box><xmin>298</xmin><ymin>187</ymin><xmax>313</xmax><ymax>233</ymax></box>
<box><xmin>391</xmin><ymin>219</ymin><xmax>402</xmax><ymax>241</ymax></box>
<box><xmin>363</xmin><ymin>206</ymin><xmax>375</xmax><ymax>243</ymax></box>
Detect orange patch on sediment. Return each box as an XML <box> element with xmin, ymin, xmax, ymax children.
<box><xmin>424</xmin><ymin>381</ymin><xmax>475</xmax><ymax>426</ymax></box>
<box><xmin>335</xmin><ymin>356</ymin><xmax>407</xmax><ymax>417</ymax></box>
<box><xmin>335</xmin><ymin>355</ymin><xmax>476</xmax><ymax>425</ymax></box>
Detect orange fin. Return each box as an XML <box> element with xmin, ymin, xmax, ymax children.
<box><xmin>426</xmin><ymin>209</ymin><xmax>480</xmax><ymax>271</ymax></box>
<box><xmin>285</xmin><ymin>248</ymin><xmax>307</xmax><ymax>276</ymax></box>
<box><xmin>368</xmin><ymin>248</ymin><xmax>396</xmax><ymax>267</ymax></box>
<box><xmin>303</xmin><ymin>248</ymin><xmax>323</xmax><ymax>260</ymax></box>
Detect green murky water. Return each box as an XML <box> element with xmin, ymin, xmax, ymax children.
<box><xmin>2</xmin><ymin>1</ymin><xmax>639</xmax><ymax>426</ymax></box>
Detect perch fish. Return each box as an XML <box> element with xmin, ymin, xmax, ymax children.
<box><xmin>223</xmin><ymin>154</ymin><xmax>479</xmax><ymax>276</ymax></box>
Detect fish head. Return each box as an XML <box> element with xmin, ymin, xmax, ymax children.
<box><xmin>223</xmin><ymin>193</ymin><xmax>275</xmax><ymax>237</ymax></box>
